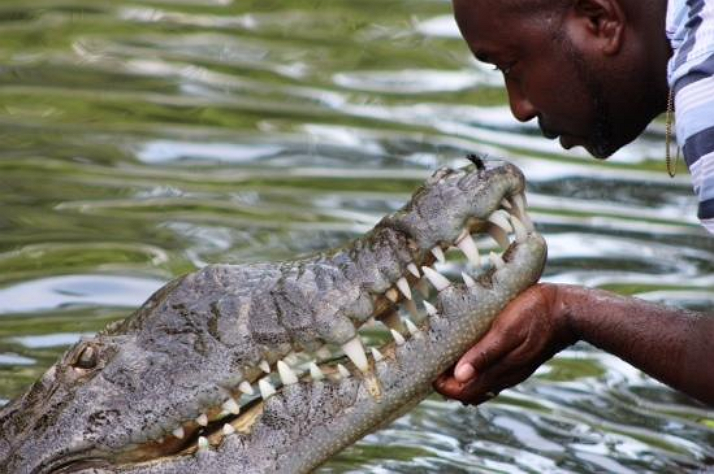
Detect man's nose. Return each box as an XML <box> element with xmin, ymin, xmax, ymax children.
<box><xmin>506</xmin><ymin>85</ymin><xmax>537</xmax><ymax>122</ymax></box>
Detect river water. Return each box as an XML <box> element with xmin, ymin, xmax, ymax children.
<box><xmin>0</xmin><ymin>1</ymin><xmax>712</xmax><ymax>472</ymax></box>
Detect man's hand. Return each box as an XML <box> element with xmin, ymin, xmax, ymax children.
<box><xmin>434</xmin><ymin>283</ymin><xmax>577</xmax><ymax>405</ymax></box>
<box><xmin>435</xmin><ymin>283</ymin><xmax>714</xmax><ymax>407</ymax></box>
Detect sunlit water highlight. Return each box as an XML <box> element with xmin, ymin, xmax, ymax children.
<box><xmin>0</xmin><ymin>1</ymin><xmax>712</xmax><ymax>472</ymax></box>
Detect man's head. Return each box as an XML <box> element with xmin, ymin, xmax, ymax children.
<box><xmin>453</xmin><ymin>0</ymin><xmax>670</xmax><ymax>158</ymax></box>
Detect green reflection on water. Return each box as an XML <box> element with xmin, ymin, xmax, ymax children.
<box><xmin>0</xmin><ymin>0</ymin><xmax>712</xmax><ymax>471</ymax></box>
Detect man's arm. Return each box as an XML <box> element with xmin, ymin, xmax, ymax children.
<box><xmin>434</xmin><ymin>284</ymin><xmax>714</xmax><ymax>406</ymax></box>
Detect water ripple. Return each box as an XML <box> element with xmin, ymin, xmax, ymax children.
<box><xmin>0</xmin><ymin>0</ymin><xmax>711</xmax><ymax>472</ymax></box>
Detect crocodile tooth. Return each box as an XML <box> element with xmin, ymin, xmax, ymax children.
<box><xmin>341</xmin><ymin>336</ymin><xmax>369</xmax><ymax>372</ymax></box>
<box><xmin>337</xmin><ymin>364</ymin><xmax>352</xmax><ymax>379</ymax></box>
<box><xmin>337</xmin><ymin>364</ymin><xmax>351</xmax><ymax>378</ymax></box>
<box><xmin>512</xmin><ymin>193</ymin><xmax>534</xmax><ymax>231</ymax></box>
<box><xmin>390</xmin><ymin>329</ymin><xmax>406</xmax><ymax>346</ymax></box>
<box><xmin>198</xmin><ymin>436</ymin><xmax>209</xmax><ymax>450</ymax></box>
<box><xmin>461</xmin><ymin>271</ymin><xmax>476</xmax><ymax>288</ymax></box>
<box><xmin>405</xmin><ymin>299</ymin><xmax>419</xmax><ymax>319</ymax></box>
<box><xmin>277</xmin><ymin>361</ymin><xmax>299</xmax><ymax>385</ymax></box>
<box><xmin>456</xmin><ymin>232</ymin><xmax>481</xmax><ymax>267</ymax></box>
<box><xmin>431</xmin><ymin>246</ymin><xmax>446</xmax><ymax>264</ymax></box>
<box><xmin>521</xmin><ymin>212</ymin><xmax>535</xmax><ymax>232</ymax></box>
<box><xmin>222</xmin><ymin>423</ymin><xmax>236</xmax><ymax>436</ymax></box>
<box><xmin>195</xmin><ymin>413</ymin><xmax>208</xmax><ymax>427</ymax></box>
<box><xmin>239</xmin><ymin>381</ymin><xmax>254</xmax><ymax>395</ymax></box>
<box><xmin>172</xmin><ymin>427</ymin><xmax>185</xmax><ymax>439</ymax></box>
<box><xmin>421</xmin><ymin>266</ymin><xmax>451</xmax><ymax>291</ymax></box>
<box><xmin>396</xmin><ymin>277</ymin><xmax>412</xmax><ymax>300</ymax></box>
<box><xmin>258</xmin><ymin>379</ymin><xmax>276</xmax><ymax>399</ymax></box>
<box><xmin>416</xmin><ymin>278</ymin><xmax>430</xmax><ymax>298</ymax></box>
<box><xmin>405</xmin><ymin>319</ymin><xmax>421</xmax><ymax>337</ymax></box>
<box><xmin>316</xmin><ymin>346</ymin><xmax>332</xmax><ymax>360</ymax></box>
<box><xmin>510</xmin><ymin>214</ymin><xmax>528</xmax><ymax>243</ymax></box>
<box><xmin>423</xmin><ymin>300</ymin><xmax>438</xmax><ymax>317</ymax></box>
<box><xmin>407</xmin><ymin>263</ymin><xmax>420</xmax><ymax>277</ymax></box>
<box><xmin>489</xmin><ymin>251</ymin><xmax>506</xmax><ymax>270</ymax></box>
<box><xmin>488</xmin><ymin>210</ymin><xmax>513</xmax><ymax>233</ymax></box>
<box><xmin>370</xmin><ymin>347</ymin><xmax>384</xmax><ymax>362</ymax></box>
<box><xmin>488</xmin><ymin>225</ymin><xmax>510</xmax><ymax>250</ymax></box>
<box><xmin>456</xmin><ymin>228</ymin><xmax>469</xmax><ymax>241</ymax></box>
<box><xmin>309</xmin><ymin>362</ymin><xmax>325</xmax><ymax>380</ymax></box>
<box><xmin>222</xmin><ymin>398</ymin><xmax>240</xmax><ymax>415</ymax></box>
<box><xmin>259</xmin><ymin>360</ymin><xmax>271</xmax><ymax>374</ymax></box>
<box><xmin>501</xmin><ymin>198</ymin><xmax>513</xmax><ymax>209</ymax></box>
<box><xmin>511</xmin><ymin>193</ymin><xmax>525</xmax><ymax>214</ymax></box>
<box><xmin>385</xmin><ymin>288</ymin><xmax>399</xmax><ymax>303</ymax></box>
<box><xmin>284</xmin><ymin>352</ymin><xmax>299</xmax><ymax>365</ymax></box>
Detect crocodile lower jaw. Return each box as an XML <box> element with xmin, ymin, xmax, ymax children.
<box><xmin>112</xmin><ymin>192</ymin><xmax>535</xmax><ymax>466</ymax></box>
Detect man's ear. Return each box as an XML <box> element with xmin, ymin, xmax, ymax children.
<box><xmin>568</xmin><ymin>0</ymin><xmax>626</xmax><ymax>55</ymax></box>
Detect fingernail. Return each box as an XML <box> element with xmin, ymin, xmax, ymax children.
<box><xmin>455</xmin><ymin>364</ymin><xmax>475</xmax><ymax>382</ymax></box>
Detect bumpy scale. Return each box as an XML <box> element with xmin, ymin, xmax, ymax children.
<box><xmin>0</xmin><ymin>157</ymin><xmax>546</xmax><ymax>474</ymax></box>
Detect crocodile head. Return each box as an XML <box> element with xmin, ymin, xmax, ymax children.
<box><xmin>0</xmin><ymin>157</ymin><xmax>546</xmax><ymax>474</ymax></box>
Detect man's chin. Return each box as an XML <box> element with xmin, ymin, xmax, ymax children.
<box><xmin>585</xmin><ymin>143</ymin><xmax>616</xmax><ymax>160</ymax></box>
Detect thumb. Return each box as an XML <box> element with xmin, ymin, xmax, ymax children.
<box><xmin>454</xmin><ymin>359</ymin><xmax>476</xmax><ymax>381</ymax></box>
<box><xmin>453</xmin><ymin>330</ymin><xmax>515</xmax><ymax>383</ymax></box>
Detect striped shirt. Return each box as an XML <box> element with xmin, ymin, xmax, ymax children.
<box><xmin>667</xmin><ymin>0</ymin><xmax>714</xmax><ymax>234</ymax></box>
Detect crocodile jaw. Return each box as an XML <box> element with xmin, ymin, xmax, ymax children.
<box><xmin>103</xmin><ymin>231</ymin><xmax>546</xmax><ymax>474</ymax></box>
<box><xmin>0</xmin><ymin>158</ymin><xmax>546</xmax><ymax>474</ymax></box>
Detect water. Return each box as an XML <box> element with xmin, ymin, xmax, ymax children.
<box><xmin>0</xmin><ymin>0</ymin><xmax>712</xmax><ymax>472</ymax></box>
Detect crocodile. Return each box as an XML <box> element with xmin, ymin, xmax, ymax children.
<box><xmin>0</xmin><ymin>157</ymin><xmax>547</xmax><ymax>474</ymax></box>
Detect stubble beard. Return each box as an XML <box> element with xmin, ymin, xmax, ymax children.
<box><xmin>587</xmin><ymin>88</ymin><xmax>616</xmax><ymax>159</ymax></box>
<box><xmin>559</xmin><ymin>34</ymin><xmax>617</xmax><ymax>159</ymax></box>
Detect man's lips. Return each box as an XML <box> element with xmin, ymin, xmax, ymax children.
<box><xmin>541</xmin><ymin>128</ymin><xmax>560</xmax><ymax>140</ymax></box>
<box><xmin>538</xmin><ymin>119</ymin><xmax>584</xmax><ymax>149</ymax></box>
<box><xmin>539</xmin><ymin>127</ymin><xmax>581</xmax><ymax>149</ymax></box>
<box><xmin>537</xmin><ymin>120</ymin><xmax>560</xmax><ymax>140</ymax></box>
<box><xmin>559</xmin><ymin>135</ymin><xmax>581</xmax><ymax>149</ymax></box>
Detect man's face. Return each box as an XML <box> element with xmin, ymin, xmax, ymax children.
<box><xmin>452</xmin><ymin>0</ymin><xmax>627</xmax><ymax>158</ymax></box>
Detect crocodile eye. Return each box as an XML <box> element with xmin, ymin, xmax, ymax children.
<box><xmin>74</xmin><ymin>345</ymin><xmax>98</xmax><ymax>370</ymax></box>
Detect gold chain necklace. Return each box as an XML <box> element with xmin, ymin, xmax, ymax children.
<box><xmin>665</xmin><ymin>88</ymin><xmax>680</xmax><ymax>178</ymax></box>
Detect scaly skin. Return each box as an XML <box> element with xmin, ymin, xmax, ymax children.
<box><xmin>0</xmin><ymin>157</ymin><xmax>547</xmax><ymax>474</ymax></box>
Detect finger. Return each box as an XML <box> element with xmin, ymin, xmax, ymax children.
<box><xmin>474</xmin><ymin>364</ymin><xmax>542</xmax><ymax>401</ymax></box>
<box><xmin>434</xmin><ymin>366</ymin><xmax>500</xmax><ymax>403</ymax></box>
<box><xmin>433</xmin><ymin>373</ymin><xmax>485</xmax><ymax>403</ymax></box>
<box><xmin>454</xmin><ymin>329</ymin><xmax>520</xmax><ymax>383</ymax></box>
<box><xmin>433</xmin><ymin>373</ymin><xmax>464</xmax><ymax>399</ymax></box>
<box><xmin>433</xmin><ymin>374</ymin><xmax>501</xmax><ymax>406</ymax></box>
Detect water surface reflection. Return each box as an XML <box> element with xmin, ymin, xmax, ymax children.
<box><xmin>0</xmin><ymin>0</ymin><xmax>712</xmax><ymax>472</ymax></box>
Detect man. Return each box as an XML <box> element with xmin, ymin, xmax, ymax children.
<box><xmin>434</xmin><ymin>0</ymin><xmax>714</xmax><ymax>406</ymax></box>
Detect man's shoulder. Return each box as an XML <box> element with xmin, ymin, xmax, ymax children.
<box><xmin>667</xmin><ymin>0</ymin><xmax>714</xmax><ymax>85</ymax></box>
